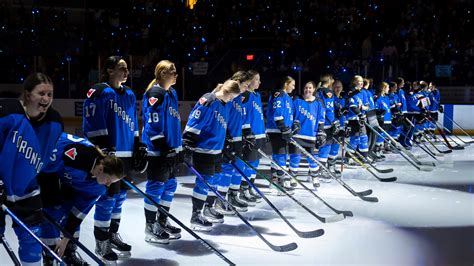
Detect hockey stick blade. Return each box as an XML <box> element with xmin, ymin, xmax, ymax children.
<box><xmin>323</xmin><ymin>213</ymin><xmax>346</xmax><ymax>223</ymax></box>
<box><xmin>374</xmin><ymin>167</ymin><xmax>394</xmax><ymax>173</ymax></box>
<box><xmin>452</xmin><ymin>145</ymin><xmax>465</xmax><ymax>150</ymax></box>
<box><xmin>377</xmin><ymin>176</ymin><xmax>397</xmax><ymax>182</ymax></box>
<box><xmin>296</xmin><ymin>228</ymin><xmax>325</xmax><ymax>238</ymax></box>
<box><xmin>360</xmin><ymin>195</ymin><xmax>379</xmax><ymax>202</ymax></box>
<box><xmin>418</xmin><ymin>165</ymin><xmax>434</xmax><ymax>171</ymax></box>
<box><xmin>271</xmin><ymin>242</ymin><xmax>298</xmax><ymax>252</ymax></box>
<box><xmin>356</xmin><ymin>189</ymin><xmax>373</xmax><ymax>196</ymax></box>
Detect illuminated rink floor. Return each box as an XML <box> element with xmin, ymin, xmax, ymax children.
<box><xmin>1</xmin><ymin>138</ymin><xmax>474</xmax><ymax>265</ymax></box>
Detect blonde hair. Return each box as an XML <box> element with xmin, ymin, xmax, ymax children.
<box><xmin>213</xmin><ymin>80</ymin><xmax>240</xmax><ymax>95</ymax></box>
<box><xmin>351</xmin><ymin>75</ymin><xmax>364</xmax><ymax>88</ymax></box>
<box><xmin>146</xmin><ymin>60</ymin><xmax>176</xmax><ymax>91</ymax></box>
<box><xmin>281</xmin><ymin>76</ymin><xmax>295</xmax><ymax>91</ymax></box>
<box><xmin>317</xmin><ymin>74</ymin><xmax>334</xmax><ymax>89</ymax></box>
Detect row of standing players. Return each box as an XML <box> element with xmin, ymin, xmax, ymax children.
<box><xmin>0</xmin><ymin>55</ymin><xmax>442</xmax><ymax>265</ymax></box>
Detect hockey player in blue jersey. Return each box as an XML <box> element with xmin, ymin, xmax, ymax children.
<box><xmin>0</xmin><ymin>73</ymin><xmax>63</xmax><ymax>265</ymax></box>
<box><xmin>182</xmin><ymin>80</ymin><xmax>241</xmax><ymax>231</ymax></box>
<box><xmin>405</xmin><ymin>82</ymin><xmax>430</xmax><ymax>146</ymax></box>
<box><xmin>345</xmin><ymin>75</ymin><xmax>370</xmax><ymax>162</ymax></box>
<box><xmin>266</xmin><ymin>76</ymin><xmax>296</xmax><ymax>194</ymax></box>
<box><xmin>317</xmin><ymin>74</ymin><xmax>343</xmax><ymax>183</ymax></box>
<box><xmin>39</xmin><ymin>133</ymin><xmax>124</xmax><ymax>265</ymax></box>
<box><xmin>141</xmin><ymin>60</ymin><xmax>183</xmax><ymax>244</ymax></box>
<box><xmin>83</xmin><ymin>56</ymin><xmax>147</xmax><ymax>262</ymax></box>
<box><xmin>373</xmin><ymin>82</ymin><xmax>392</xmax><ymax>161</ymax></box>
<box><xmin>239</xmin><ymin>70</ymin><xmax>266</xmax><ymax>200</ymax></box>
<box><xmin>215</xmin><ymin>71</ymin><xmax>254</xmax><ymax>217</ymax></box>
<box><xmin>289</xmin><ymin>81</ymin><xmax>325</xmax><ymax>188</ymax></box>
<box><xmin>427</xmin><ymin>82</ymin><xmax>441</xmax><ymax>134</ymax></box>
<box><xmin>362</xmin><ymin>78</ymin><xmax>378</xmax><ymax>159</ymax></box>
<box><xmin>332</xmin><ymin>80</ymin><xmax>348</xmax><ymax>170</ymax></box>
<box><xmin>388</xmin><ymin>82</ymin><xmax>403</xmax><ymax>140</ymax></box>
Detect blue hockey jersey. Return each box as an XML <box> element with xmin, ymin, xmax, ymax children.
<box><xmin>375</xmin><ymin>95</ymin><xmax>392</xmax><ymax>124</ymax></box>
<box><xmin>42</xmin><ymin>133</ymin><xmax>107</xmax><ymax>224</ymax></box>
<box><xmin>0</xmin><ymin>99</ymin><xmax>62</xmax><ymax>202</ymax></box>
<box><xmin>226</xmin><ymin>95</ymin><xmax>243</xmax><ymax>142</ymax></box>
<box><xmin>292</xmin><ymin>96</ymin><xmax>324</xmax><ymax>142</ymax></box>
<box><xmin>361</xmin><ymin>88</ymin><xmax>375</xmax><ymax>110</ymax></box>
<box><xmin>346</xmin><ymin>89</ymin><xmax>365</xmax><ymax>120</ymax></box>
<box><xmin>429</xmin><ymin>89</ymin><xmax>440</xmax><ymax>112</ymax></box>
<box><xmin>241</xmin><ymin>91</ymin><xmax>266</xmax><ymax>140</ymax></box>
<box><xmin>397</xmin><ymin>88</ymin><xmax>408</xmax><ymax>114</ymax></box>
<box><xmin>318</xmin><ymin>89</ymin><xmax>335</xmax><ymax>127</ymax></box>
<box><xmin>142</xmin><ymin>85</ymin><xmax>182</xmax><ymax>157</ymax></box>
<box><xmin>183</xmin><ymin>93</ymin><xmax>228</xmax><ymax>161</ymax></box>
<box><xmin>83</xmin><ymin>83</ymin><xmax>139</xmax><ymax>157</ymax></box>
<box><xmin>266</xmin><ymin>90</ymin><xmax>293</xmax><ymax>133</ymax></box>
<box><xmin>406</xmin><ymin>91</ymin><xmax>428</xmax><ymax>114</ymax></box>
<box><xmin>334</xmin><ymin>95</ymin><xmax>346</xmax><ymax>126</ymax></box>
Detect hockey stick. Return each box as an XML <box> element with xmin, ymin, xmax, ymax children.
<box><xmin>185</xmin><ymin>162</ymin><xmax>297</xmax><ymax>253</ymax></box>
<box><xmin>340</xmin><ymin>134</ymin><xmax>346</xmax><ymax>174</ymax></box>
<box><xmin>288</xmin><ymin>139</ymin><xmax>378</xmax><ymax>202</ymax></box>
<box><xmin>42</xmin><ymin>212</ymin><xmax>104</xmax><ymax>265</ymax></box>
<box><xmin>364</xmin><ymin>121</ymin><xmax>436</xmax><ymax>167</ymax></box>
<box><xmin>401</xmin><ymin>118</ymin><xmax>449</xmax><ymax>156</ymax></box>
<box><xmin>229</xmin><ymin>159</ymin><xmax>325</xmax><ymax>237</ymax></box>
<box><xmin>122</xmin><ymin>180</ymin><xmax>236</xmax><ymax>265</ymax></box>
<box><xmin>332</xmin><ymin>138</ymin><xmax>397</xmax><ymax>182</ymax></box>
<box><xmin>432</xmin><ymin>99</ymin><xmax>474</xmax><ymax>139</ymax></box>
<box><xmin>335</xmin><ymin>137</ymin><xmax>394</xmax><ymax>173</ymax></box>
<box><xmin>442</xmin><ymin>113</ymin><xmax>474</xmax><ymax>139</ymax></box>
<box><xmin>242</xmin><ymin>152</ymin><xmax>352</xmax><ymax>218</ymax></box>
<box><xmin>431</xmin><ymin>119</ymin><xmax>472</xmax><ymax>145</ymax></box>
<box><xmin>1</xmin><ymin>235</ymin><xmax>20</xmax><ymax>266</ymax></box>
<box><xmin>436</xmin><ymin>125</ymin><xmax>464</xmax><ymax>150</ymax></box>
<box><xmin>1</xmin><ymin>205</ymin><xmax>65</xmax><ymax>265</ymax></box>
<box><xmin>252</xmin><ymin>149</ymin><xmax>349</xmax><ymax>220</ymax></box>
<box><xmin>364</xmin><ymin>122</ymin><xmax>434</xmax><ymax>171</ymax></box>
<box><xmin>398</xmin><ymin>129</ymin><xmax>442</xmax><ymax>160</ymax></box>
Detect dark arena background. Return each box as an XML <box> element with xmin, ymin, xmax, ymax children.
<box><xmin>0</xmin><ymin>0</ymin><xmax>473</xmax><ymax>265</ymax></box>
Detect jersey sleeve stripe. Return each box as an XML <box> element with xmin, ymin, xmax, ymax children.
<box><xmin>184</xmin><ymin>126</ymin><xmax>201</xmax><ymax>135</ymax></box>
<box><xmin>71</xmin><ymin>206</ymin><xmax>88</xmax><ymax>220</ymax></box>
<box><xmin>86</xmin><ymin>129</ymin><xmax>109</xmax><ymax>137</ymax></box>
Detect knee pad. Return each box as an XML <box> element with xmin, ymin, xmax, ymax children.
<box><xmin>160</xmin><ymin>178</ymin><xmax>177</xmax><ymax>207</ymax></box>
<box><xmin>14</xmin><ymin>225</ymin><xmax>42</xmax><ymax>264</ymax></box>
<box><xmin>289</xmin><ymin>153</ymin><xmax>302</xmax><ymax>171</ymax></box>
<box><xmin>145</xmin><ymin>180</ymin><xmax>166</xmax><ymax>212</ymax></box>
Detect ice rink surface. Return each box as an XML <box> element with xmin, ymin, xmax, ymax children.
<box><xmin>1</xmin><ymin>138</ymin><xmax>473</xmax><ymax>265</ymax></box>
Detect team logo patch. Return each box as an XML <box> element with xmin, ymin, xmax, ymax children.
<box><xmin>198</xmin><ymin>97</ymin><xmax>207</xmax><ymax>105</ymax></box>
<box><xmin>65</xmin><ymin>148</ymin><xmax>77</xmax><ymax>160</ymax></box>
<box><xmin>148</xmin><ymin>97</ymin><xmax>158</xmax><ymax>106</ymax></box>
<box><xmin>273</xmin><ymin>91</ymin><xmax>280</xmax><ymax>97</ymax></box>
<box><xmin>86</xmin><ymin>89</ymin><xmax>96</xmax><ymax>98</ymax></box>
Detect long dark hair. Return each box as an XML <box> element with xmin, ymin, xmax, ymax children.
<box><xmin>101</xmin><ymin>56</ymin><xmax>123</xmax><ymax>82</ymax></box>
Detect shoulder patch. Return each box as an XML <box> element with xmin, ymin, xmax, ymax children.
<box><xmin>0</xmin><ymin>99</ymin><xmax>25</xmax><ymax>117</ymax></box>
<box><xmin>65</xmin><ymin>147</ymin><xmax>78</xmax><ymax>160</ymax></box>
<box><xmin>63</xmin><ymin>143</ymin><xmax>99</xmax><ymax>172</ymax></box>
<box><xmin>149</xmin><ymin>97</ymin><xmax>159</xmax><ymax>106</ymax></box>
<box><xmin>86</xmin><ymin>83</ymin><xmax>108</xmax><ymax>99</ymax></box>
<box><xmin>86</xmin><ymin>88</ymin><xmax>96</xmax><ymax>98</ymax></box>
<box><xmin>199</xmin><ymin>97</ymin><xmax>208</xmax><ymax>105</ymax></box>
<box><xmin>146</xmin><ymin>86</ymin><xmax>166</xmax><ymax>107</ymax></box>
<box><xmin>198</xmin><ymin>93</ymin><xmax>216</xmax><ymax>106</ymax></box>
<box><xmin>273</xmin><ymin>91</ymin><xmax>281</xmax><ymax>97</ymax></box>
